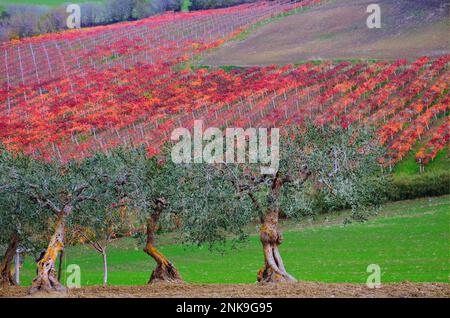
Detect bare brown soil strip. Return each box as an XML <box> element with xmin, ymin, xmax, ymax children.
<box><xmin>202</xmin><ymin>0</ymin><xmax>450</xmax><ymax>66</ymax></box>
<box><xmin>1</xmin><ymin>282</ymin><xmax>448</xmax><ymax>298</ymax></box>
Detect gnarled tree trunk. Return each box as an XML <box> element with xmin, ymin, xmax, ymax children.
<box><xmin>29</xmin><ymin>206</ymin><xmax>72</xmax><ymax>294</ymax></box>
<box><xmin>257</xmin><ymin>175</ymin><xmax>297</xmax><ymax>283</ymax></box>
<box><xmin>144</xmin><ymin>206</ymin><xmax>182</xmax><ymax>284</ymax></box>
<box><xmin>257</xmin><ymin>208</ymin><xmax>296</xmax><ymax>283</ymax></box>
<box><xmin>0</xmin><ymin>233</ymin><xmax>19</xmax><ymax>286</ymax></box>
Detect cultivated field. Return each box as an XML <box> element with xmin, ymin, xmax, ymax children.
<box><xmin>1</xmin><ymin>282</ymin><xmax>449</xmax><ymax>298</ymax></box>
<box><xmin>0</xmin><ymin>0</ymin><xmax>447</xmax><ymax>169</ymax></box>
<box><xmin>202</xmin><ymin>0</ymin><xmax>450</xmax><ymax>65</ymax></box>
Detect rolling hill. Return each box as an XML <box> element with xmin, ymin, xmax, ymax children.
<box><xmin>202</xmin><ymin>0</ymin><xmax>450</xmax><ymax>66</ymax></box>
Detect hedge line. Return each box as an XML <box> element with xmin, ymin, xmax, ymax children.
<box><xmin>388</xmin><ymin>170</ymin><xmax>450</xmax><ymax>201</ymax></box>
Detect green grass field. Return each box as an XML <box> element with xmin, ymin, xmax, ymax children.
<box><xmin>17</xmin><ymin>195</ymin><xmax>450</xmax><ymax>286</ymax></box>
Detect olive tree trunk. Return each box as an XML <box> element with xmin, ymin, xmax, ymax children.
<box><xmin>256</xmin><ymin>175</ymin><xmax>296</xmax><ymax>283</ymax></box>
<box><xmin>144</xmin><ymin>208</ymin><xmax>182</xmax><ymax>284</ymax></box>
<box><xmin>257</xmin><ymin>208</ymin><xmax>297</xmax><ymax>283</ymax></box>
<box><xmin>57</xmin><ymin>248</ymin><xmax>64</xmax><ymax>281</ymax></box>
<box><xmin>0</xmin><ymin>233</ymin><xmax>19</xmax><ymax>286</ymax></box>
<box><xmin>29</xmin><ymin>206</ymin><xmax>72</xmax><ymax>294</ymax></box>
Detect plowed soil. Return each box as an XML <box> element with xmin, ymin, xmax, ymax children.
<box><xmin>1</xmin><ymin>282</ymin><xmax>448</xmax><ymax>298</ymax></box>
<box><xmin>202</xmin><ymin>0</ymin><xmax>450</xmax><ymax>66</ymax></box>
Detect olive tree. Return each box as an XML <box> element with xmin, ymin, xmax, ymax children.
<box><xmin>0</xmin><ymin>148</ymin><xmax>50</xmax><ymax>286</ymax></box>
<box><xmin>3</xmin><ymin>151</ymin><xmax>115</xmax><ymax>293</ymax></box>
<box><xmin>173</xmin><ymin>124</ymin><xmax>387</xmax><ymax>283</ymax></box>
<box><xmin>108</xmin><ymin>147</ymin><xmax>183</xmax><ymax>283</ymax></box>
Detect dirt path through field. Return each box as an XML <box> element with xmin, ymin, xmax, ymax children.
<box><xmin>1</xmin><ymin>282</ymin><xmax>448</xmax><ymax>298</ymax></box>
<box><xmin>202</xmin><ymin>0</ymin><xmax>449</xmax><ymax>66</ymax></box>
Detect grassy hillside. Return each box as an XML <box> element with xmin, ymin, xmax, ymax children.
<box><xmin>16</xmin><ymin>195</ymin><xmax>450</xmax><ymax>286</ymax></box>
<box><xmin>202</xmin><ymin>0</ymin><xmax>450</xmax><ymax>66</ymax></box>
<box><xmin>394</xmin><ymin>149</ymin><xmax>449</xmax><ymax>176</ymax></box>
